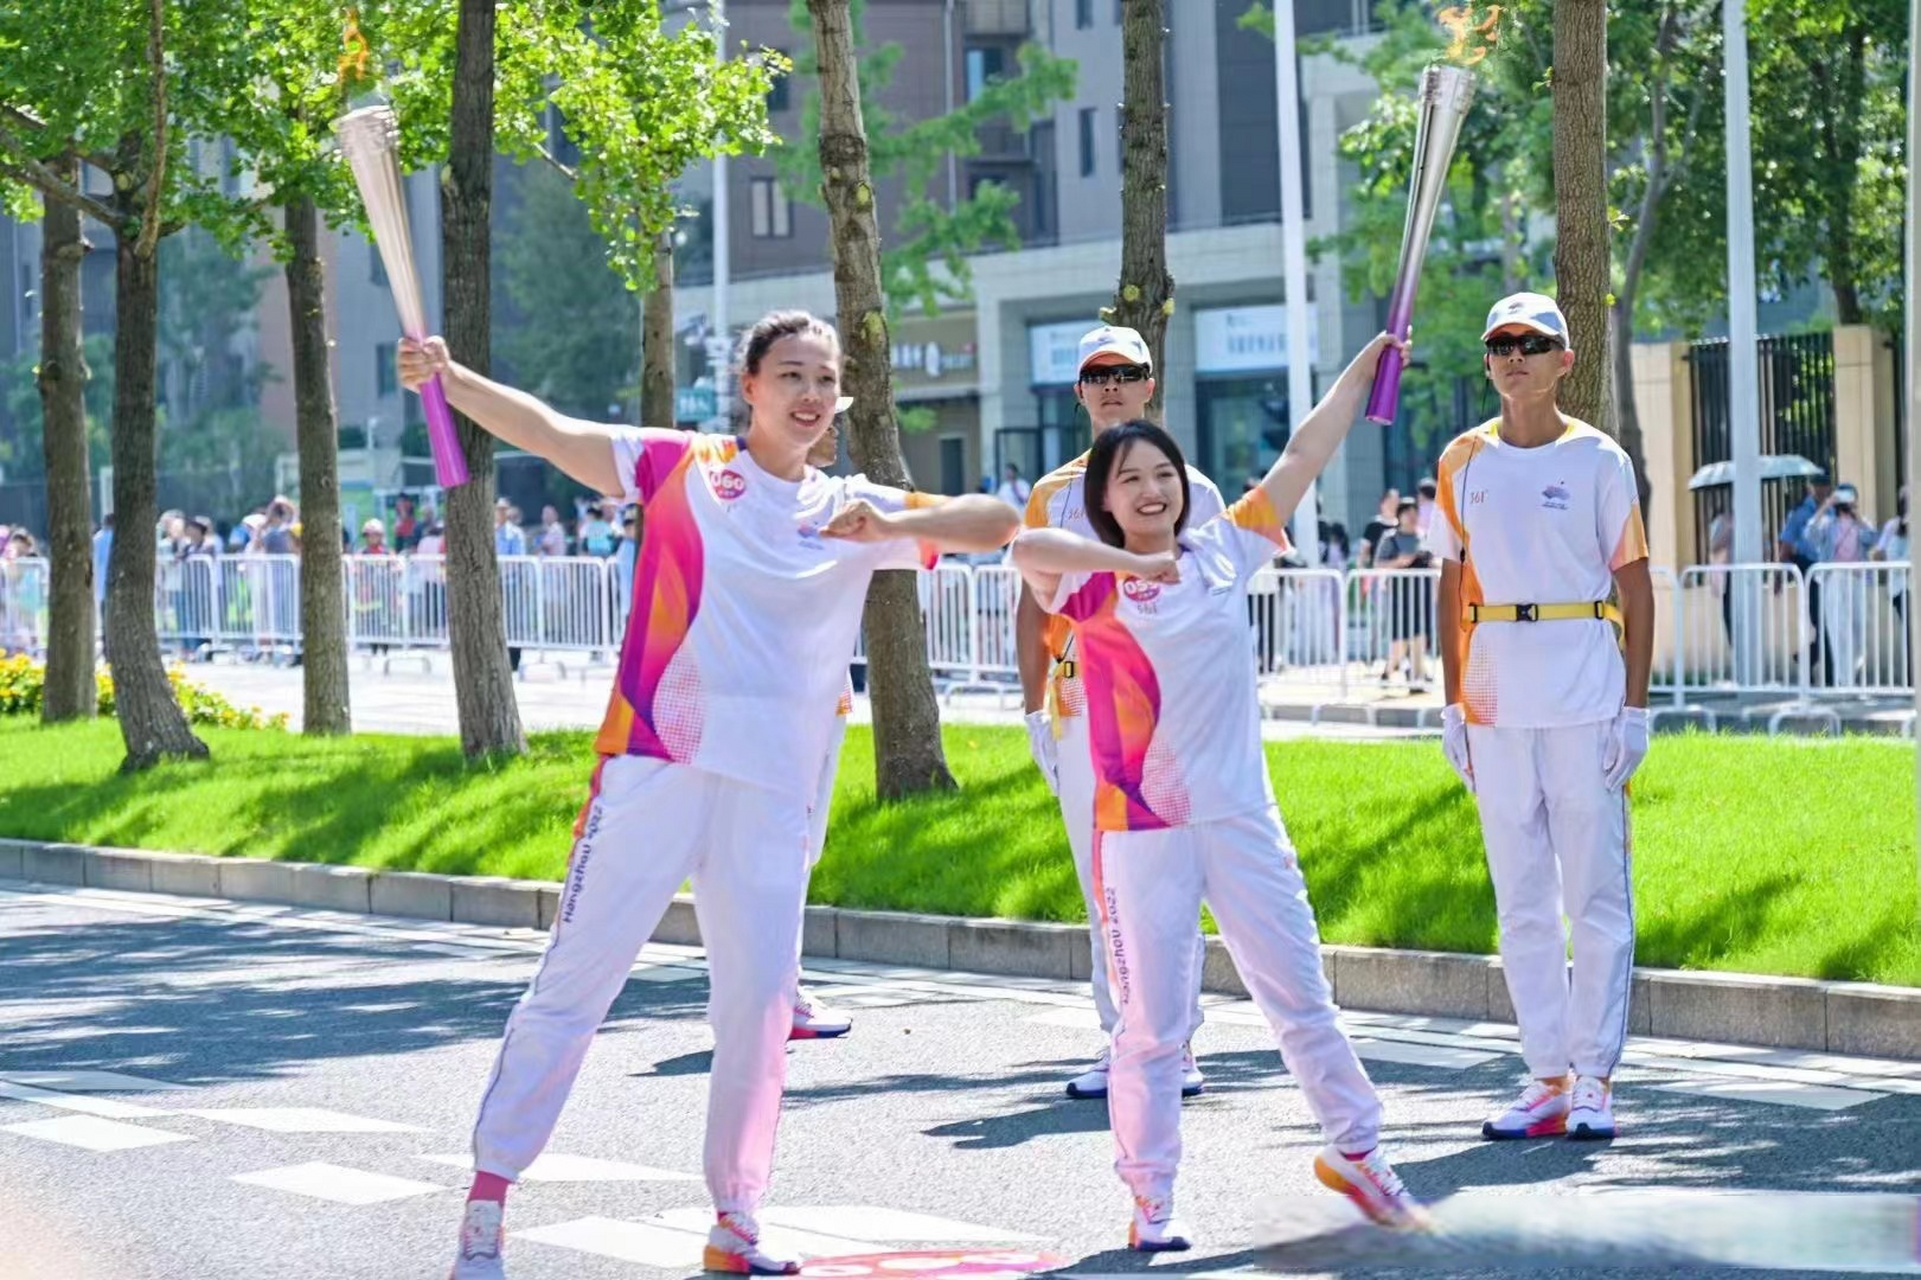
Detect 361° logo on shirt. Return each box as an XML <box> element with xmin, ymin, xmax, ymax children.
<box><xmin>1122</xmin><ymin>578</ymin><xmax>1162</xmax><ymax>604</ymax></box>
<box><xmin>712</xmin><ymin>468</ymin><xmax>748</xmax><ymax>501</ymax></box>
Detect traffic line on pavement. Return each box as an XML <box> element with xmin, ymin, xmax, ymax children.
<box><xmin>751</xmin><ymin>1207</ymin><xmax>1043</xmax><ymax>1244</ymax></box>
<box><xmin>512</xmin><ymin>1206</ymin><xmax>1040</xmax><ymax>1270</ymax></box>
<box><xmin>231</xmin><ymin>1161</ymin><xmax>445</xmax><ymax>1204</ymax></box>
<box><xmin>416</xmin><ymin>1152</ymin><xmax>698</xmax><ymax>1182</ymax></box>
<box><xmin>1347</xmin><ymin>1038</ymin><xmax>1500</xmax><ymax>1070</ymax></box>
<box><xmin>0</xmin><ymin>1070</ymin><xmax>189</xmax><ymax>1092</ymax></box>
<box><xmin>1645</xmin><ymin>1075</ymin><xmax>1889</xmax><ymax>1111</ymax></box>
<box><xmin>184</xmin><ymin>1106</ymin><xmax>422</xmax><ymax>1133</ymax></box>
<box><xmin>1</xmin><ymin>1115</ymin><xmax>193</xmax><ymax>1151</ymax></box>
<box><xmin>0</xmin><ymin>1080</ymin><xmax>175</xmax><ymax>1119</ymax></box>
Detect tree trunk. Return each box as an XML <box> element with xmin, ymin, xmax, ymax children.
<box><xmin>285</xmin><ymin>194</ymin><xmax>351</xmax><ymax>735</ymax></box>
<box><xmin>38</xmin><ymin>151</ymin><xmax>96</xmax><ymax>724</ymax></box>
<box><xmin>443</xmin><ymin>0</ymin><xmax>525</xmax><ymax>759</ymax></box>
<box><xmin>105</xmin><ymin>208</ymin><xmax>206</xmax><ymax>768</ymax></box>
<box><xmin>1550</xmin><ymin>0</ymin><xmax>1611</xmax><ymax>431</ymax></box>
<box><xmin>1609</xmin><ymin>303</ymin><xmax>1653</xmax><ymax>515</ymax></box>
<box><xmin>641</xmin><ymin>230</ymin><xmax>675</xmax><ymax>429</ymax></box>
<box><xmin>1109</xmin><ymin>0</ymin><xmax>1173</xmax><ymax>414</ymax></box>
<box><xmin>808</xmin><ymin>0</ymin><xmax>955</xmax><ymax>798</ymax></box>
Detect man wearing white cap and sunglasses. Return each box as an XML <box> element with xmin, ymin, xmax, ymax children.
<box><xmin>1015</xmin><ymin>324</ymin><xmax>1224</xmax><ymax>1100</ymax></box>
<box><xmin>1428</xmin><ymin>292</ymin><xmax>1655</xmax><ymax>1143</ymax></box>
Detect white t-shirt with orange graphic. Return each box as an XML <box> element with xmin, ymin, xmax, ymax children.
<box><xmin>1427</xmin><ymin>417</ymin><xmax>1649</xmax><ymax>729</ymax></box>
<box><xmin>1024</xmin><ymin>451</ymin><xmax>1225</xmax><ymax>719</ymax></box>
<box><xmin>597</xmin><ymin>428</ymin><xmax>929</xmax><ymax>799</ymax></box>
<box><xmin>1040</xmin><ymin>491</ymin><xmax>1288</xmax><ymax>832</ymax></box>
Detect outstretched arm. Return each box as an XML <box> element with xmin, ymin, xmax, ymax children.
<box><xmin>821</xmin><ymin>494</ymin><xmax>1020</xmax><ymax>556</ymax></box>
<box><xmin>399</xmin><ymin>337</ymin><xmax>626</xmax><ymax>496</ymax></box>
<box><xmin>1257</xmin><ymin>333</ymin><xmax>1404</xmax><ymax>525</ymax></box>
<box><xmin>1009</xmin><ymin>527</ymin><xmax>1178</xmax><ymax>609</ymax></box>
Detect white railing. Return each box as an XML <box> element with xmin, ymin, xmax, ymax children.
<box><xmin>7</xmin><ymin>552</ymin><xmax>1916</xmax><ymax>712</ymax></box>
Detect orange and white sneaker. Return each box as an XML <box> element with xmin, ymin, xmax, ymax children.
<box><xmin>449</xmin><ymin>1199</ymin><xmax>507</xmax><ymax>1279</ymax></box>
<box><xmin>1313</xmin><ymin>1144</ymin><xmax>1431</xmax><ymax>1231</ymax></box>
<box><xmin>1566</xmin><ymin>1075</ymin><xmax>1616</xmax><ymax>1140</ymax></box>
<box><xmin>1481</xmin><ymin>1078</ymin><xmax>1571</xmax><ymax>1141</ymax></box>
<box><xmin>1126</xmin><ymin>1195</ymin><xmax>1193</xmax><ymax>1252</ymax></box>
<box><xmin>704</xmin><ymin>1211</ymin><xmax>799</xmax><ymax>1275</ymax></box>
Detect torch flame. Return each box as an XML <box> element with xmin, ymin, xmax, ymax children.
<box><xmin>339</xmin><ymin>7</ymin><xmax>372</xmax><ymax>88</ymax></box>
<box><xmin>1437</xmin><ymin>5</ymin><xmax>1502</xmax><ymax>66</ymax></box>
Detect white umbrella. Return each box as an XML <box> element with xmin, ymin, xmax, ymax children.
<box><xmin>1687</xmin><ymin>454</ymin><xmax>1826</xmax><ymax>491</ymax></box>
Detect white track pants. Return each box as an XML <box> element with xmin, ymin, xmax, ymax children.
<box><xmin>806</xmin><ymin>715</ymin><xmax>848</xmax><ymax>870</ymax></box>
<box><xmin>471</xmin><ymin>756</ymin><xmax>810</xmax><ymax>1213</ymax></box>
<box><xmin>1094</xmin><ymin>807</ymin><xmax>1382</xmax><ymax>1204</ymax></box>
<box><xmin>1056</xmin><ymin>710</ymin><xmax>1205</xmax><ymax>1038</ymax></box>
<box><xmin>1467</xmin><ymin>722</ymin><xmax>1635</xmax><ymax>1080</ymax></box>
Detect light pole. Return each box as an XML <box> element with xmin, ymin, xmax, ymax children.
<box><xmin>1906</xmin><ymin>0</ymin><xmax>1919</xmax><ymax>893</ymax></box>
<box><xmin>1722</xmin><ymin>0</ymin><xmax>1765</xmax><ymax>683</ymax></box>
<box><xmin>1272</xmin><ymin>0</ymin><xmax>1319</xmax><ymax>564</ymax></box>
<box><xmin>710</xmin><ymin>0</ymin><xmax>732</xmax><ymax>433</ymax></box>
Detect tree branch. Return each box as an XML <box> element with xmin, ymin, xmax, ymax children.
<box><xmin>530</xmin><ymin>141</ymin><xmax>578</xmax><ymax>184</ymax></box>
<box><xmin>0</xmin><ymin>131</ymin><xmax>122</xmax><ymax>228</ymax></box>
<box><xmin>136</xmin><ymin>0</ymin><xmax>166</xmax><ymax>258</ymax></box>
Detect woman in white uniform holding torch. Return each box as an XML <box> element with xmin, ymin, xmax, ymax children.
<box><xmin>1009</xmin><ymin>333</ymin><xmax>1427</xmax><ymax>1251</ymax></box>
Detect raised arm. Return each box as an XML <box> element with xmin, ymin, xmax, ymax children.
<box><xmin>821</xmin><ymin>493</ymin><xmax>1020</xmax><ymax>556</ymax></box>
<box><xmin>1257</xmin><ymin>333</ymin><xmax>1404</xmax><ymax>526</ymax></box>
<box><xmin>1009</xmin><ymin>527</ymin><xmax>1178</xmax><ymax>609</ymax></box>
<box><xmin>398</xmin><ymin>337</ymin><xmax>627</xmax><ymax>496</ymax></box>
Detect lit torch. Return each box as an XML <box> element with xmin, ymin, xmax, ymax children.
<box><xmin>1363</xmin><ymin>56</ymin><xmax>1479</xmax><ymax>425</ymax></box>
<box><xmin>333</xmin><ymin>105</ymin><xmax>471</xmax><ymax>487</ymax></box>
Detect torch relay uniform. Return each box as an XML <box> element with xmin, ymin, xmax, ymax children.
<box><xmin>1026</xmin><ymin>456</ymin><xmax>1222</xmax><ymax>1052</ymax></box>
<box><xmin>1429</xmin><ymin>414</ymin><xmax>1648</xmax><ymax>1106</ymax></box>
<box><xmin>468</xmin><ymin>428</ymin><xmax>931</xmax><ymax>1225</ymax></box>
<box><xmin>1040</xmin><ymin>489</ymin><xmax>1412</xmax><ymax>1232</ymax></box>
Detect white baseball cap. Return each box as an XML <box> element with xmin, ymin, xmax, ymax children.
<box><xmin>1481</xmin><ymin>292</ymin><xmax>1570</xmax><ymax>343</ymax></box>
<box><xmin>1077</xmin><ymin>324</ymin><xmax>1153</xmax><ymax>373</ymax></box>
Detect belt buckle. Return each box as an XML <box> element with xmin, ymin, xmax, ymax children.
<box><xmin>1514</xmin><ymin>602</ymin><xmax>1537</xmax><ymax>622</ymax></box>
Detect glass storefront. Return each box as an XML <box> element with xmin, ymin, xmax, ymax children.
<box><xmin>1197</xmin><ymin>376</ymin><xmax>1291</xmax><ymax>491</ymax></box>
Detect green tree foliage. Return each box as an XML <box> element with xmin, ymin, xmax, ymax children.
<box><xmin>778</xmin><ymin>0</ymin><xmax>1078</xmax><ymax>315</ymax></box>
<box><xmin>0</xmin><ymin>336</ymin><xmax>114</xmax><ymax>483</ymax></box>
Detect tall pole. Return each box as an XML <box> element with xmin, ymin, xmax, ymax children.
<box><xmin>1722</xmin><ymin>0</ymin><xmax>1765</xmax><ymax>682</ymax></box>
<box><xmin>1906</xmin><ymin>0</ymin><xmax>1919</xmax><ymax>895</ymax></box>
<box><xmin>711</xmin><ymin>0</ymin><xmax>732</xmax><ymax>433</ymax></box>
<box><xmin>1273</xmin><ymin>0</ymin><xmax>1319</xmax><ymax>564</ymax></box>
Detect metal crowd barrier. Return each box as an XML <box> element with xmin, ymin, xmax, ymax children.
<box><xmin>1805</xmin><ymin>561</ymin><xmax>1911</xmax><ymax>696</ymax></box>
<box><xmin>1673</xmin><ymin>563</ymin><xmax>1808</xmax><ymax>702</ymax></box>
<box><xmin>1345</xmin><ymin>567</ymin><xmax>1442</xmax><ymax>692</ymax></box>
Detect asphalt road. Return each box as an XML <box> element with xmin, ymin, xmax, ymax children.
<box><xmin>2</xmin><ymin>880</ymin><xmax>1918</xmax><ymax>1280</ymax></box>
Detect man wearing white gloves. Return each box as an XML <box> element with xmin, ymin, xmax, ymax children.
<box><xmin>1015</xmin><ymin>324</ymin><xmax>1225</xmax><ymax>1100</ymax></box>
<box><xmin>1429</xmin><ymin>293</ymin><xmax>1655</xmax><ymax>1143</ymax></box>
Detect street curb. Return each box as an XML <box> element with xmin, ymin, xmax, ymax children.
<box><xmin>4</xmin><ymin>837</ymin><xmax>1918</xmax><ymax>1061</ymax></box>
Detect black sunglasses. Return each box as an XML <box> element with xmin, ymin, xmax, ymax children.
<box><xmin>1078</xmin><ymin>364</ymin><xmax>1150</xmax><ymax>387</ymax></box>
<box><xmin>1485</xmin><ymin>334</ymin><xmax>1564</xmax><ymax>358</ymax></box>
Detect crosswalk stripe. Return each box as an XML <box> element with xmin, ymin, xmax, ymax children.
<box><xmin>0</xmin><ymin>1070</ymin><xmax>187</xmax><ymax>1093</ymax></box>
<box><xmin>1646</xmin><ymin>1076</ymin><xmax>1888</xmax><ymax>1111</ymax></box>
<box><xmin>231</xmin><ymin>1161</ymin><xmax>445</xmax><ymax>1204</ymax></box>
<box><xmin>416</xmin><ymin>1152</ymin><xmax>698</xmax><ymax>1182</ymax></box>
<box><xmin>1</xmin><ymin>1115</ymin><xmax>192</xmax><ymax>1151</ymax></box>
<box><xmin>184</xmin><ymin>1107</ymin><xmax>422</xmax><ymax>1133</ymax></box>
<box><xmin>0</xmin><ymin>1080</ymin><xmax>174</xmax><ymax>1119</ymax></box>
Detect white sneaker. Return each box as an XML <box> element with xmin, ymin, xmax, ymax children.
<box><xmin>449</xmin><ymin>1199</ymin><xmax>506</xmax><ymax>1280</ymax></box>
<box><xmin>789</xmin><ymin>992</ymin><xmax>852</xmax><ymax>1040</ymax></box>
<box><xmin>1127</xmin><ymin>1194</ymin><xmax>1193</xmax><ymax>1252</ymax></box>
<box><xmin>1180</xmin><ymin>1043</ymin><xmax>1205</xmax><ymax>1098</ymax></box>
<box><xmin>1481</xmin><ymin>1078</ymin><xmax>1571</xmax><ymax>1140</ymax></box>
<box><xmin>1567</xmin><ymin>1075</ymin><xmax>1616</xmax><ymax>1140</ymax></box>
<box><xmin>1312</xmin><ymin>1144</ymin><xmax>1431</xmax><ymax>1231</ymax></box>
<box><xmin>704</xmin><ymin>1211</ymin><xmax>799</xmax><ymax>1275</ymax></box>
<box><xmin>1065</xmin><ymin>1045</ymin><xmax>1110</xmax><ymax>1099</ymax></box>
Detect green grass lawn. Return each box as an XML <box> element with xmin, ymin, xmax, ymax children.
<box><xmin>1</xmin><ymin>716</ymin><xmax>1916</xmax><ymax>986</ymax></box>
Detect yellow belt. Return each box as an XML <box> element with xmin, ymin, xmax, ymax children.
<box><xmin>1468</xmin><ymin>600</ymin><xmax>1619</xmax><ymax>625</ymax></box>
<box><xmin>1045</xmin><ymin>659</ymin><xmax>1079</xmax><ymax>737</ymax></box>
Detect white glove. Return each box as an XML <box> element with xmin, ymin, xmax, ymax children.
<box><xmin>1441</xmin><ymin>703</ymin><xmax>1474</xmax><ymax>793</ymax></box>
<box><xmin>1025</xmin><ymin>710</ymin><xmax>1060</xmax><ymax>796</ymax></box>
<box><xmin>1602</xmin><ymin>705</ymin><xmax>1651</xmax><ymax>792</ymax></box>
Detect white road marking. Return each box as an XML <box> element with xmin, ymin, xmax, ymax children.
<box><xmin>1646</xmin><ymin>1075</ymin><xmax>1888</xmax><ymax>1111</ymax></box>
<box><xmin>0</xmin><ymin>1070</ymin><xmax>188</xmax><ymax>1092</ymax></box>
<box><xmin>1</xmin><ymin>1115</ymin><xmax>192</xmax><ymax>1151</ymax></box>
<box><xmin>416</xmin><ymin>1152</ymin><xmax>698</xmax><ymax>1182</ymax></box>
<box><xmin>753</xmin><ymin>1207</ymin><xmax>1043</xmax><ymax>1244</ymax></box>
<box><xmin>0</xmin><ymin>1080</ymin><xmax>174</xmax><ymax>1118</ymax></box>
<box><xmin>184</xmin><ymin>1107</ymin><xmax>422</xmax><ymax>1133</ymax></box>
<box><xmin>230</xmin><ymin>1161</ymin><xmax>444</xmax><ymax>1204</ymax></box>
<box><xmin>1348</xmin><ymin>1038</ymin><xmax>1500</xmax><ymax>1070</ymax></box>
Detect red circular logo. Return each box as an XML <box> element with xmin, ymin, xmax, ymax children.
<box><xmin>713</xmin><ymin>468</ymin><xmax>747</xmax><ymax>500</ymax></box>
<box><xmin>798</xmin><ymin>1251</ymin><xmax>1065</xmax><ymax>1279</ymax></box>
<box><xmin>1122</xmin><ymin>578</ymin><xmax>1162</xmax><ymax>602</ymax></box>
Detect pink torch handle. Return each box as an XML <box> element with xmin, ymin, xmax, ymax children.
<box><xmin>419</xmin><ymin>375</ymin><xmax>471</xmax><ymax>488</ymax></box>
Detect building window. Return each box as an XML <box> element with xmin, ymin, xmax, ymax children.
<box><xmin>376</xmin><ymin>342</ymin><xmax>397</xmax><ymax>397</ymax></box>
<box><xmin>965</xmin><ymin>46</ymin><xmax>1006</xmax><ymax>101</ymax></box>
<box><xmin>370</xmin><ymin>245</ymin><xmax>387</xmax><ymax>288</ymax></box>
<box><xmin>766</xmin><ymin>50</ymin><xmax>791</xmax><ymax>113</ymax></box>
<box><xmin>1077</xmin><ymin>107</ymin><xmax>1097</xmax><ymax>176</ymax></box>
<box><xmin>750</xmin><ymin>177</ymin><xmax>792</xmax><ymax>239</ymax></box>
<box><xmin>1075</xmin><ymin>0</ymin><xmax>1093</xmax><ymax>28</ymax></box>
